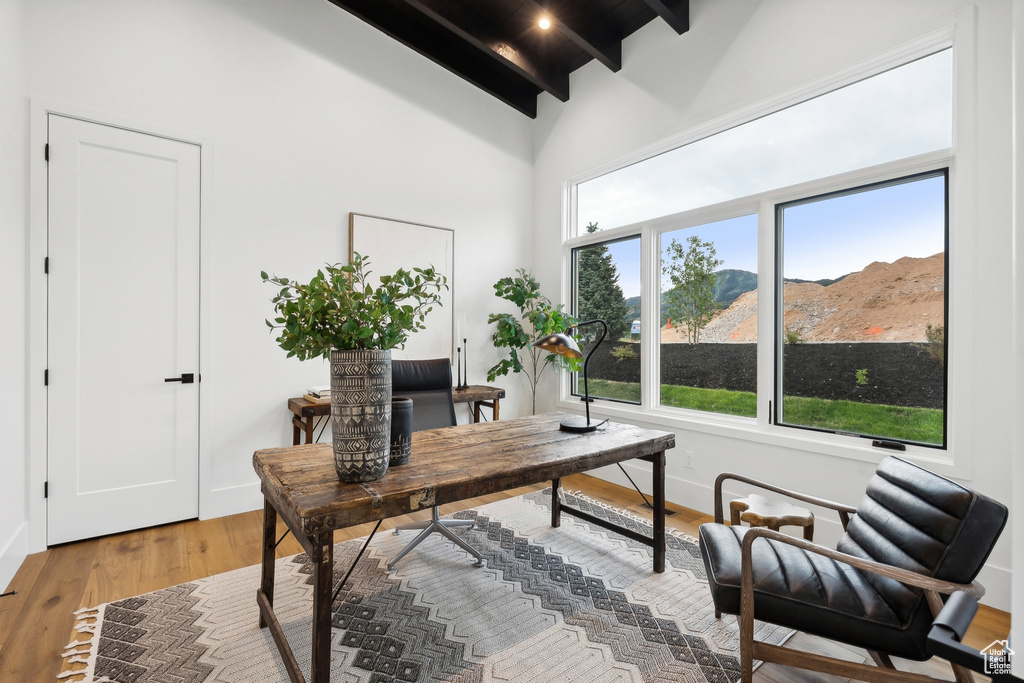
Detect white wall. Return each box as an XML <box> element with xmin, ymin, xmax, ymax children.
<box><xmin>533</xmin><ymin>0</ymin><xmax>1017</xmax><ymax>611</ymax></box>
<box><xmin>19</xmin><ymin>0</ymin><xmax>535</xmax><ymax>550</ymax></box>
<box><xmin>1011</xmin><ymin>0</ymin><xmax>1023</xmax><ymax>666</ymax></box>
<box><xmin>0</xmin><ymin>0</ymin><xmax>28</xmax><ymax>591</ymax></box>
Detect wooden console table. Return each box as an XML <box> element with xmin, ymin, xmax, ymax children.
<box><xmin>253</xmin><ymin>412</ymin><xmax>675</xmax><ymax>683</ymax></box>
<box><xmin>452</xmin><ymin>384</ymin><xmax>504</xmax><ymax>422</ymax></box>
<box><xmin>288</xmin><ymin>385</ymin><xmax>504</xmax><ymax>445</ymax></box>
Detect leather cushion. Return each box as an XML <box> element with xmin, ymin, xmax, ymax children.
<box><xmin>699</xmin><ymin>523</ymin><xmax>935</xmax><ymax>660</ymax></box>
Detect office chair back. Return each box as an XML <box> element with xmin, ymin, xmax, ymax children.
<box><xmin>392</xmin><ymin>359</ymin><xmax>457</xmax><ymax>431</ymax></box>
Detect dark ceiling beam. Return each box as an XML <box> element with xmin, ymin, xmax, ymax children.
<box><xmin>642</xmin><ymin>0</ymin><xmax>689</xmax><ymax>35</ymax></box>
<box><xmin>327</xmin><ymin>0</ymin><xmax>540</xmax><ymax>117</ymax></box>
<box><xmin>521</xmin><ymin>0</ymin><xmax>622</xmax><ymax>72</ymax></box>
<box><xmin>403</xmin><ymin>0</ymin><xmax>570</xmax><ymax>102</ymax></box>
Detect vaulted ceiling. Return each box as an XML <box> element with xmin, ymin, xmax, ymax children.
<box><xmin>326</xmin><ymin>0</ymin><xmax>690</xmax><ymax>118</ymax></box>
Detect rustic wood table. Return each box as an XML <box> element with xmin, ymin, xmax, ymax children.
<box><xmin>252</xmin><ymin>412</ymin><xmax>675</xmax><ymax>683</ymax></box>
<box><xmin>451</xmin><ymin>384</ymin><xmax>504</xmax><ymax>422</ymax></box>
<box><xmin>288</xmin><ymin>385</ymin><xmax>505</xmax><ymax>446</ymax></box>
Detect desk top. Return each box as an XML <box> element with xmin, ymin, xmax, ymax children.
<box><xmin>253</xmin><ymin>412</ymin><xmax>674</xmax><ymax>538</ymax></box>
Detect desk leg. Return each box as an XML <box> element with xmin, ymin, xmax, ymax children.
<box><xmin>259</xmin><ymin>499</ymin><xmax>277</xmax><ymax>628</ymax></box>
<box><xmin>551</xmin><ymin>478</ymin><xmax>561</xmax><ymax>528</ymax></box>
<box><xmin>310</xmin><ymin>533</ymin><xmax>334</xmax><ymax>683</ymax></box>
<box><xmin>652</xmin><ymin>451</ymin><xmax>666</xmax><ymax>573</ymax></box>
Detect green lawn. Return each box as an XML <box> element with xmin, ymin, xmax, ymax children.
<box><xmin>585</xmin><ymin>379</ymin><xmax>943</xmax><ymax>444</ymax></box>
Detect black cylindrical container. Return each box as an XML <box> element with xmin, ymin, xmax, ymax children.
<box><xmin>389</xmin><ymin>397</ymin><xmax>413</xmax><ymax>466</ymax></box>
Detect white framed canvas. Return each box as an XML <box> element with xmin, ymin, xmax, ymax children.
<box><xmin>349</xmin><ymin>213</ymin><xmax>454</xmax><ymax>362</ymax></box>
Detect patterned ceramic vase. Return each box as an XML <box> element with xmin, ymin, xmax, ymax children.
<box><xmin>389</xmin><ymin>396</ymin><xmax>413</xmax><ymax>466</ymax></box>
<box><xmin>329</xmin><ymin>349</ymin><xmax>392</xmax><ymax>482</ymax></box>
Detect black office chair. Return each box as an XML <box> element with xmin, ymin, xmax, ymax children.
<box><xmin>387</xmin><ymin>358</ymin><xmax>485</xmax><ymax>571</ymax></box>
<box><xmin>699</xmin><ymin>456</ymin><xmax>1008</xmax><ymax>682</ymax></box>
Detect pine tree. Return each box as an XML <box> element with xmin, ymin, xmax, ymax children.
<box><xmin>577</xmin><ymin>223</ymin><xmax>631</xmax><ymax>342</ymax></box>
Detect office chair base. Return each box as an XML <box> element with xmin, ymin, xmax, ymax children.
<box><xmin>388</xmin><ymin>507</ymin><xmax>485</xmax><ymax>571</ymax></box>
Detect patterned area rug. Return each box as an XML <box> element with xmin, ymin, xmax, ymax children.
<box><xmin>60</xmin><ymin>490</ymin><xmax>791</xmax><ymax>682</ymax></box>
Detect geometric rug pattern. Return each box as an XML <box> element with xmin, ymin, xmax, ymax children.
<box><xmin>60</xmin><ymin>489</ymin><xmax>792</xmax><ymax>682</ymax></box>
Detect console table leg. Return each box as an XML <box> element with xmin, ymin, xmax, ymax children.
<box><xmin>259</xmin><ymin>499</ymin><xmax>277</xmax><ymax>628</ymax></box>
<box><xmin>310</xmin><ymin>533</ymin><xmax>333</xmax><ymax>683</ymax></box>
<box><xmin>551</xmin><ymin>478</ymin><xmax>561</xmax><ymax>528</ymax></box>
<box><xmin>653</xmin><ymin>451</ymin><xmax>666</xmax><ymax>573</ymax></box>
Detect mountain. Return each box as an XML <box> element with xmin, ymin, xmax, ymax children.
<box><xmin>624</xmin><ymin>268</ymin><xmax>758</xmax><ymax>323</ymax></box>
<box><xmin>661</xmin><ymin>253</ymin><xmax>945</xmax><ymax>343</ymax></box>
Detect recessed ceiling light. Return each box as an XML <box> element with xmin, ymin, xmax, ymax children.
<box><xmin>538</xmin><ymin>17</ymin><xmax>551</xmax><ymax>30</ymax></box>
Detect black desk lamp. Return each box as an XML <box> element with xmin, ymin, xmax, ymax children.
<box><xmin>532</xmin><ymin>319</ymin><xmax>608</xmax><ymax>433</ymax></box>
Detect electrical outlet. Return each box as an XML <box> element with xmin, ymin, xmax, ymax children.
<box><xmin>685</xmin><ymin>450</ymin><xmax>695</xmax><ymax>469</ymax></box>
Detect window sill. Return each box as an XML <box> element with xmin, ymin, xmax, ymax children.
<box><xmin>554</xmin><ymin>396</ymin><xmax>960</xmax><ymax>478</ymax></box>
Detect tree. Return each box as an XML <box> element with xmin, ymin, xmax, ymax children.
<box><xmin>663</xmin><ymin>235</ymin><xmax>723</xmax><ymax>344</ymax></box>
<box><xmin>577</xmin><ymin>222</ymin><xmax>631</xmax><ymax>342</ymax></box>
<box><xmin>487</xmin><ymin>270</ymin><xmax>580</xmax><ymax>414</ymax></box>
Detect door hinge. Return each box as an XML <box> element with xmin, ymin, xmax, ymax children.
<box><xmin>45</xmin><ymin>143</ymin><xmax>49</xmax><ymax>162</ymax></box>
<box><xmin>44</xmin><ymin>369</ymin><xmax>48</xmax><ymax>386</ymax></box>
<box><xmin>44</xmin><ymin>481</ymin><xmax>48</xmax><ymax>498</ymax></box>
<box><xmin>44</xmin><ymin>256</ymin><xmax>49</xmax><ymax>274</ymax></box>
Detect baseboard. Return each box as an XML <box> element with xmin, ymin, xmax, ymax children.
<box><xmin>0</xmin><ymin>522</ymin><xmax>30</xmax><ymax>592</ymax></box>
<box><xmin>587</xmin><ymin>464</ymin><xmax>1013</xmax><ymax>613</ymax></box>
<box><xmin>200</xmin><ymin>482</ymin><xmax>264</xmax><ymax>520</ymax></box>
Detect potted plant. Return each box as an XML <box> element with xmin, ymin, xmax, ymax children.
<box><xmin>262</xmin><ymin>252</ymin><xmax>447</xmax><ymax>482</ymax></box>
<box><xmin>487</xmin><ymin>269</ymin><xmax>579</xmax><ymax>414</ymax></box>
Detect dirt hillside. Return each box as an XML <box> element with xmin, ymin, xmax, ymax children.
<box><xmin>662</xmin><ymin>252</ymin><xmax>944</xmax><ymax>343</ymax></box>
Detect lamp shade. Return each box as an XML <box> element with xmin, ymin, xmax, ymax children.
<box><xmin>532</xmin><ymin>333</ymin><xmax>583</xmax><ymax>359</ymax></box>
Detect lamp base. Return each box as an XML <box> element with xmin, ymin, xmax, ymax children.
<box><xmin>559</xmin><ymin>415</ymin><xmax>599</xmax><ymax>433</ymax></box>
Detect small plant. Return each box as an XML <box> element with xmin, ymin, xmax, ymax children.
<box><xmin>611</xmin><ymin>345</ymin><xmax>637</xmax><ymax>361</ymax></box>
<box><xmin>262</xmin><ymin>252</ymin><xmax>447</xmax><ymax>359</ymax></box>
<box><xmin>924</xmin><ymin>323</ymin><xmax>945</xmax><ymax>366</ymax></box>
<box><xmin>855</xmin><ymin>368</ymin><xmax>869</xmax><ymax>387</ymax></box>
<box><xmin>487</xmin><ymin>269</ymin><xmax>580</xmax><ymax>414</ymax></box>
<box><xmin>784</xmin><ymin>326</ymin><xmax>806</xmax><ymax>344</ymax></box>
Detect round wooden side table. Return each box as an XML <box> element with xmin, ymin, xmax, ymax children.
<box><xmin>729</xmin><ymin>493</ymin><xmax>815</xmax><ymax>541</ymax></box>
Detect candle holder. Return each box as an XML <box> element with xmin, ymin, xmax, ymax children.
<box><xmin>456</xmin><ymin>338</ymin><xmax>469</xmax><ymax>389</ymax></box>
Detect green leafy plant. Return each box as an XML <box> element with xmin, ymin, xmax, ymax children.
<box><xmin>610</xmin><ymin>345</ymin><xmax>637</xmax><ymax>361</ymax></box>
<box><xmin>262</xmin><ymin>252</ymin><xmax>447</xmax><ymax>360</ymax></box>
<box><xmin>663</xmin><ymin>235</ymin><xmax>723</xmax><ymax>344</ymax></box>
<box><xmin>784</xmin><ymin>326</ymin><xmax>806</xmax><ymax>344</ymax></box>
<box><xmin>924</xmin><ymin>323</ymin><xmax>945</xmax><ymax>366</ymax></box>
<box><xmin>855</xmin><ymin>368</ymin><xmax>869</xmax><ymax>386</ymax></box>
<box><xmin>487</xmin><ymin>269</ymin><xmax>580</xmax><ymax>414</ymax></box>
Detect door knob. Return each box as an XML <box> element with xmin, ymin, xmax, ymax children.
<box><xmin>164</xmin><ymin>373</ymin><xmax>195</xmax><ymax>384</ymax></box>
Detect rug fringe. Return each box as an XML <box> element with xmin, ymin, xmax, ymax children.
<box><xmin>57</xmin><ymin>605</ymin><xmax>104</xmax><ymax>683</ymax></box>
<box><xmin>560</xmin><ymin>488</ymin><xmax>700</xmax><ymax>544</ymax></box>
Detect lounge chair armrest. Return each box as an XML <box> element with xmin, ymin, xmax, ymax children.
<box><xmin>738</xmin><ymin>527</ymin><xmax>985</xmax><ymax>601</ymax></box>
<box><xmin>714</xmin><ymin>472</ymin><xmax>859</xmax><ymax>529</ymax></box>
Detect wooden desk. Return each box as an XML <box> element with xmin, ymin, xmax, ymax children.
<box><xmin>288</xmin><ymin>385</ymin><xmax>505</xmax><ymax>445</ymax></box>
<box><xmin>253</xmin><ymin>412</ymin><xmax>675</xmax><ymax>683</ymax></box>
<box><xmin>452</xmin><ymin>384</ymin><xmax>504</xmax><ymax>422</ymax></box>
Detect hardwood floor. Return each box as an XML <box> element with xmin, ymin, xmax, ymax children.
<box><xmin>0</xmin><ymin>474</ymin><xmax>1009</xmax><ymax>682</ymax></box>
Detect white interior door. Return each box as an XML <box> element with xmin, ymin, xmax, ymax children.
<box><xmin>47</xmin><ymin>115</ymin><xmax>201</xmax><ymax>545</ymax></box>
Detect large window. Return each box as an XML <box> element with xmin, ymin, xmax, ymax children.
<box><xmin>572</xmin><ymin>231</ymin><xmax>641</xmax><ymax>403</ymax></box>
<box><xmin>659</xmin><ymin>214</ymin><xmax>758</xmax><ymax>417</ymax></box>
<box><xmin>776</xmin><ymin>172</ymin><xmax>947</xmax><ymax>447</ymax></box>
<box><xmin>566</xmin><ymin>47</ymin><xmax>953</xmax><ymax>451</ymax></box>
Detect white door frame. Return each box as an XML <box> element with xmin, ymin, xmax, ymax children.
<box><xmin>27</xmin><ymin>100</ymin><xmax>214</xmax><ymax>552</ymax></box>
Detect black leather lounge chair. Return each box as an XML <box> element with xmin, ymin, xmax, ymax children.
<box><xmin>699</xmin><ymin>456</ymin><xmax>1008</xmax><ymax>682</ymax></box>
